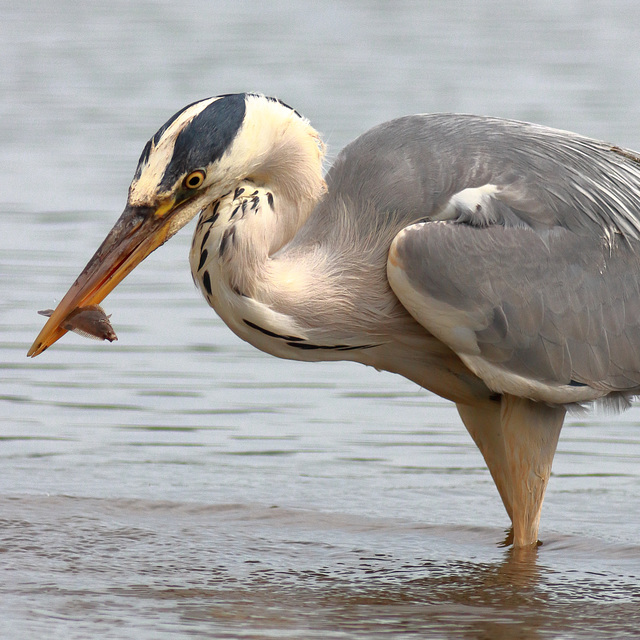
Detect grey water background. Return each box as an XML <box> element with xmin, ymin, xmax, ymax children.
<box><xmin>2</xmin><ymin>1</ymin><xmax>640</xmax><ymax>638</ymax></box>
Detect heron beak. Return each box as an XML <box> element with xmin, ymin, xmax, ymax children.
<box><xmin>27</xmin><ymin>201</ymin><xmax>178</xmax><ymax>357</ymax></box>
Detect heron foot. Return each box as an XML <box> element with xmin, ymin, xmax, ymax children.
<box><xmin>498</xmin><ymin>526</ymin><xmax>542</xmax><ymax>548</ymax></box>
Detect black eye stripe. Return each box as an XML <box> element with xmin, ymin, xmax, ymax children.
<box><xmin>160</xmin><ymin>94</ymin><xmax>246</xmax><ymax>190</ymax></box>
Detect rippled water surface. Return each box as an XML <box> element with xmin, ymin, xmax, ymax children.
<box><xmin>2</xmin><ymin>2</ymin><xmax>640</xmax><ymax>638</ymax></box>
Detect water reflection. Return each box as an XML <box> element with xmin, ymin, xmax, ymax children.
<box><xmin>3</xmin><ymin>495</ymin><xmax>640</xmax><ymax>638</ymax></box>
<box><xmin>165</xmin><ymin>545</ymin><xmax>638</xmax><ymax>639</ymax></box>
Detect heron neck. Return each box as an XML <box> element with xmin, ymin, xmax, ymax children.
<box><xmin>190</xmin><ymin>190</ymin><xmax>493</xmax><ymax>405</ymax></box>
<box><xmin>190</xmin><ymin>180</ymin><xmax>322</xmax><ymax>304</ymax></box>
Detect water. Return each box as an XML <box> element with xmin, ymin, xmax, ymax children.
<box><xmin>2</xmin><ymin>1</ymin><xmax>640</xmax><ymax>638</ymax></box>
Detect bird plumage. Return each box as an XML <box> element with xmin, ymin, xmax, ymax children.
<box><xmin>29</xmin><ymin>92</ymin><xmax>640</xmax><ymax>547</ymax></box>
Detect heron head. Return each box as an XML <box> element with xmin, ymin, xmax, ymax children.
<box><xmin>28</xmin><ymin>93</ymin><xmax>325</xmax><ymax>356</ymax></box>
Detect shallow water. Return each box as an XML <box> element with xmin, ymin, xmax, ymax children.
<box><xmin>3</xmin><ymin>496</ymin><xmax>640</xmax><ymax>640</ymax></box>
<box><xmin>2</xmin><ymin>2</ymin><xmax>640</xmax><ymax>638</ymax></box>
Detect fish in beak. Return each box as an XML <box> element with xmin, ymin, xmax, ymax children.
<box><xmin>38</xmin><ymin>305</ymin><xmax>117</xmax><ymax>342</ymax></box>
<box><xmin>28</xmin><ymin>201</ymin><xmax>179</xmax><ymax>357</ymax></box>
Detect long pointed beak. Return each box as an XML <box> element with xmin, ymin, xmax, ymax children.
<box><xmin>28</xmin><ymin>203</ymin><xmax>175</xmax><ymax>357</ymax></box>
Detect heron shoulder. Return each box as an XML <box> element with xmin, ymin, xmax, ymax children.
<box><xmin>325</xmin><ymin>113</ymin><xmax>640</xmax><ymax>241</ymax></box>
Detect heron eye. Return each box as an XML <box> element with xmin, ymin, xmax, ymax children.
<box><xmin>183</xmin><ymin>170</ymin><xmax>206</xmax><ymax>190</ymax></box>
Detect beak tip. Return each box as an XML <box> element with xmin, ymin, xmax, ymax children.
<box><xmin>28</xmin><ymin>328</ymin><xmax>62</xmax><ymax>358</ymax></box>
<box><xmin>26</xmin><ymin>343</ymin><xmax>42</xmax><ymax>358</ymax></box>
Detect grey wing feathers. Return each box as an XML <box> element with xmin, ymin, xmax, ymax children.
<box><xmin>388</xmin><ymin>221</ymin><xmax>640</xmax><ymax>404</ymax></box>
<box><xmin>330</xmin><ymin>114</ymin><xmax>640</xmax><ymax>241</ymax></box>
<box><xmin>367</xmin><ymin>114</ymin><xmax>640</xmax><ymax>404</ymax></box>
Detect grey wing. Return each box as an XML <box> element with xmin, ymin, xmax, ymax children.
<box><xmin>366</xmin><ymin>115</ymin><xmax>640</xmax><ymax>405</ymax></box>
<box><xmin>387</xmin><ymin>214</ymin><xmax>640</xmax><ymax>406</ymax></box>
<box><xmin>323</xmin><ymin>113</ymin><xmax>640</xmax><ymax>404</ymax></box>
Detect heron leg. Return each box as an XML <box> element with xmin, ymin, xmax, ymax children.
<box><xmin>456</xmin><ymin>395</ymin><xmax>565</xmax><ymax>547</ymax></box>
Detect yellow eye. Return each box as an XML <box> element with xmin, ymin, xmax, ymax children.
<box><xmin>183</xmin><ymin>169</ymin><xmax>206</xmax><ymax>190</ymax></box>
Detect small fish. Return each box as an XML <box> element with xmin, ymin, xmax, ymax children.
<box><xmin>38</xmin><ymin>305</ymin><xmax>118</xmax><ymax>342</ymax></box>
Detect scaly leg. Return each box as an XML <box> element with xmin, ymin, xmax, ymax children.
<box><xmin>457</xmin><ymin>394</ymin><xmax>565</xmax><ymax>547</ymax></box>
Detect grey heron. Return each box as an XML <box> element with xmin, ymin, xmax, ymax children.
<box><xmin>28</xmin><ymin>93</ymin><xmax>640</xmax><ymax>547</ymax></box>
